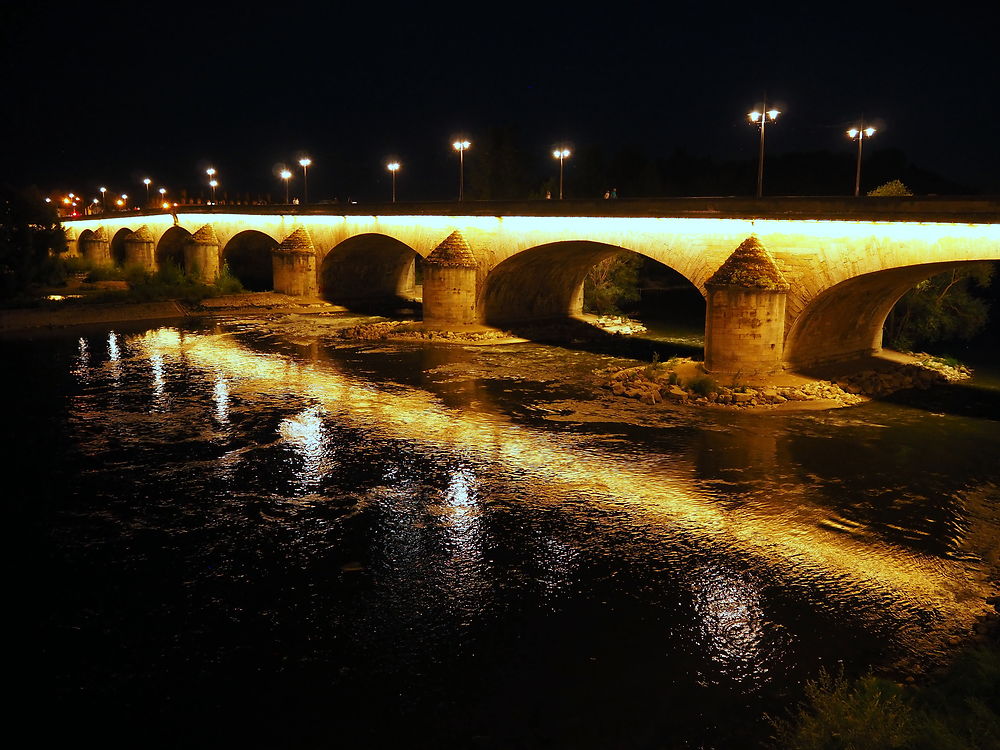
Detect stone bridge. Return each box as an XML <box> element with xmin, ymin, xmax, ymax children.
<box><xmin>61</xmin><ymin>197</ymin><xmax>1000</xmax><ymax>374</ymax></box>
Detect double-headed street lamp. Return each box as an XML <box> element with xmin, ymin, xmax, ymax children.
<box><xmin>280</xmin><ymin>168</ymin><xmax>292</xmax><ymax>203</ymax></box>
<box><xmin>452</xmin><ymin>139</ymin><xmax>470</xmax><ymax>200</ymax></box>
<box><xmin>552</xmin><ymin>147</ymin><xmax>571</xmax><ymax>199</ymax></box>
<box><xmin>386</xmin><ymin>161</ymin><xmax>400</xmax><ymax>202</ymax></box>
<box><xmin>206</xmin><ymin>167</ymin><xmax>217</xmax><ymax>204</ymax></box>
<box><xmin>748</xmin><ymin>102</ymin><xmax>780</xmax><ymax>198</ymax></box>
<box><xmin>847</xmin><ymin>124</ymin><xmax>877</xmax><ymax>197</ymax></box>
<box><xmin>298</xmin><ymin>157</ymin><xmax>312</xmax><ymax>203</ymax></box>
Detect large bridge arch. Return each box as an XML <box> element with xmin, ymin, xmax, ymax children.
<box><xmin>222</xmin><ymin>230</ymin><xmax>277</xmax><ymax>291</ymax></box>
<box><xmin>319</xmin><ymin>233</ymin><xmax>421</xmax><ymax>306</ymax></box>
<box><xmin>480</xmin><ymin>240</ymin><xmax>703</xmax><ymax>325</ymax></box>
<box><xmin>110</xmin><ymin>227</ymin><xmax>134</xmax><ymax>267</ymax></box>
<box><xmin>783</xmin><ymin>260</ymin><xmax>987</xmax><ymax>368</ymax></box>
<box><xmin>156</xmin><ymin>226</ymin><xmax>193</xmax><ymax>271</ymax></box>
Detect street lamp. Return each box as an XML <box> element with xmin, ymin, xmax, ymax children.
<box><xmin>847</xmin><ymin>124</ymin><xmax>877</xmax><ymax>197</ymax></box>
<box><xmin>748</xmin><ymin>101</ymin><xmax>780</xmax><ymax>198</ymax></box>
<box><xmin>143</xmin><ymin>177</ymin><xmax>151</xmax><ymax>206</ymax></box>
<box><xmin>386</xmin><ymin>161</ymin><xmax>400</xmax><ymax>202</ymax></box>
<box><xmin>298</xmin><ymin>157</ymin><xmax>311</xmax><ymax>203</ymax></box>
<box><xmin>280</xmin><ymin>168</ymin><xmax>292</xmax><ymax>203</ymax></box>
<box><xmin>205</xmin><ymin>167</ymin><xmax>217</xmax><ymax>203</ymax></box>
<box><xmin>552</xmin><ymin>147</ymin><xmax>571</xmax><ymax>199</ymax></box>
<box><xmin>99</xmin><ymin>186</ymin><xmax>107</xmax><ymax>209</ymax></box>
<box><xmin>452</xmin><ymin>139</ymin><xmax>470</xmax><ymax>200</ymax></box>
<box><xmin>121</xmin><ymin>193</ymin><xmax>129</xmax><ymax>210</ymax></box>
<box><xmin>158</xmin><ymin>187</ymin><xmax>167</xmax><ymax>209</ymax></box>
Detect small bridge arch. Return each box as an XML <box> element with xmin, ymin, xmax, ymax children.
<box><xmin>222</xmin><ymin>230</ymin><xmax>278</xmax><ymax>291</ymax></box>
<box><xmin>319</xmin><ymin>233</ymin><xmax>422</xmax><ymax>307</ymax></box>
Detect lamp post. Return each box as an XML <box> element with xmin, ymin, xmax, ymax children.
<box><xmin>99</xmin><ymin>186</ymin><xmax>107</xmax><ymax>210</ymax></box>
<box><xmin>847</xmin><ymin>125</ymin><xmax>877</xmax><ymax>197</ymax></box>
<box><xmin>206</xmin><ymin>167</ymin><xmax>216</xmax><ymax>204</ymax></box>
<box><xmin>158</xmin><ymin>187</ymin><xmax>167</xmax><ymax>209</ymax></box>
<box><xmin>298</xmin><ymin>157</ymin><xmax>311</xmax><ymax>203</ymax></box>
<box><xmin>121</xmin><ymin>193</ymin><xmax>129</xmax><ymax>210</ymax></box>
<box><xmin>209</xmin><ymin>179</ymin><xmax>218</xmax><ymax>204</ymax></box>
<box><xmin>552</xmin><ymin>147</ymin><xmax>571</xmax><ymax>199</ymax></box>
<box><xmin>280</xmin><ymin>168</ymin><xmax>292</xmax><ymax>203</ymax></box>
<box><xmin>143</xmin><ymin>177</ymin><xmax>151</xmax><ymax>206</ymax></box>
<box><xmin>748</xmin><ymin>101</ymin><xmax>780</xmax><ymax>198</ymax></box>
<box><xmin>386</xmin><ymin>161</ymin><xmax>400</xmax><ymax>202</ymax></box>
<box><xmin>452</xmin><ymin>139</ymin><xmax>470</xmax><ymax>200</ymax></box>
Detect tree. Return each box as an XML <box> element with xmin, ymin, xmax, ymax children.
<box><xmin>0</xmin><ymin>186</ymin><xmax>67</xmax><ymax>300</ymax></box>
<box><xmin>884</xmin><ymin>263</ymin><xmax>994</xmax><ymax>351</ymax></box>
<box><xmin>583</xmin><ymin>252</ymin><xmax>642</xmax><ymax>314</ymax></box>
<box><xmin>867</xmin><ymin>179</ymin><xmax>913</xmax><ymax>197</ymax></box>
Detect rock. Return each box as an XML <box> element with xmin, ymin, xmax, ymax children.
<box><xmin>733</xmin><ymin>392</ymin><xmax>754</xmax><ymax>404</ymax></box>
<box><xmin>665</xmin><ymin>385</ymin><xmax>688</xmax><ymax>402</ymax></box>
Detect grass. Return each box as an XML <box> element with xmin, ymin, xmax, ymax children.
<box><xmin>768</xmin><ymin>644</ymin><xmax>1000</xmax><ymax>750</ymax></box>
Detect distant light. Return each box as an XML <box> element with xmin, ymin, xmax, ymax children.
<box><xmin>92</xmin><ymin>198</ymin><xmax>99</xmax><ymax>203</ymax></box>
<box><xmin>847</xmin><ymin>128</ymin><xmax>859</xmax><ymax>139</ymax></box>
<box><xmin>453</xmin><ymin>140</ymin><xmax>470</xmax><ymax>151</ymax></box>
<box><xmin>68</xmin><ymin>192</ymin><xmax>75</xmax><ymax>198</ymax></box>
<box><xmin>99</xmin><ymin>187</ymin><xmax>106</xmax><ymax>194</ymax></box>
<box><xmin>748</xmin><ymin>111</ymin><xmax>762</xmax><ymax>122</ymax></box>
<box><xmin>121</xmin><ymin>194</ymin><xmax>128</xmax><ymax>199</ymax></box>
<box><xmin>159</xmin><ymin>187</ymin><xmax>166</xmax><ymax>195</ymax></box>
<box><xmin>386</xmin><ymin>161</ymin><xmax>400</xmax><ymax>171</ymax></box>
<box><xmin>553</xmin><ymin>148</ymin><xmax>571</xmax><ymax>158</ymax></box>
<box><xmin>280</xmin><ymin>169</ymin><xmax>292</xmax><ymax>180</ymax></box>
<box><xmin>865</xmin><ymin>127</ymin><xmax>876</xmax><ymax>137</ymax></box>
<box><xmin>298</xmin><ymin>157</ymin><xmax>312</xmax><ymax>167</ymax></box>
<box><xmin>206</xmin><ymin>167</ymin><xmax>216</xmax><ymax>177</ymax></box>
<box><xmin>116</xmin><ymin>199</ymin><xmax>124</xmax><ymax>206</ymax></box>
<box><xmin>143</xmin><ymin>178</ymin><xmax>151</xmax><ymax>186</ymax></box>
<box><xmin>209</xmin><ymin>179</ymin><xmax>218</xmax><ymax>188</ymax></box>
<box><xmin>162</xmin><ymin>202</ymin><xmax>171</xmax><ymax>209</ymax></box>
<box><xmin>44</xmin><ymin>197</ymin><xmax>51</xmax><ymax>203</ymax></box>
<box><xmin>767</xmin><ymin>109</ymin><xmax>780</xmax><ymax>120</ymax></box>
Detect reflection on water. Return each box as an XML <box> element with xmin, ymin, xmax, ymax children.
<box><xmin>13</xmin><ymin>321</ymin><xmax>1000</xmax><ymax>749</ymax></box>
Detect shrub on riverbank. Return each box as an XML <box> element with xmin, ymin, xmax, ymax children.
<box><xmin>769</xmin><ymin>644</ymin><xmax>1000</xmax><ymax>749</ymax></box>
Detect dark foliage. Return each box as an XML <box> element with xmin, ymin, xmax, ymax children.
<box><xmin>0</xmin><ymin>185</ymin><xmax>66</xmax><ymax>299</ymax></box>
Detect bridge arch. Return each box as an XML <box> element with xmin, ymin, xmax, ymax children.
<box><xmin>156</xmin><ymin>226</ymin><xmax>193</xmax><ymax>271</ymax></box>
<box><xmin>480</xmin><ymin>240</ymin><xmax>702</xmax><ymax>325</ymax></box>
<box><xmin>319</xmin><ymin>233</ymin><xmax>420</xmax><ymax>307</ymax></box>
<box><xmin>222</xmin><ymin>230</ymin><xmax>277</xmax><ymax>291</ymax></box>
<box><xmin>783</xmin><ymin>260</ymin><xmax>985</xmax><ymax>368</ymax></box>
<box><xmin>110</xmin><ymin>227</ymin><xmax>134</xmax><ymax>267</ymax></box>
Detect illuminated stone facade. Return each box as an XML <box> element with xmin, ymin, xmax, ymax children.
<box><xmin>63</xmin><ymin>198</ymin><xmax>1000</xmax><ymax>373</ymax></box>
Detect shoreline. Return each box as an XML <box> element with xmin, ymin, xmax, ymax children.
<box><xmin>0</xmin><ymin>294</ymin><xmax>975</xmax><ymax>411</ymax></box>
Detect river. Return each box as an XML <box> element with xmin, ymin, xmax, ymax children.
<box><xmin>8</xmin><ymin>314</ymin><xmax>999</xmax><ymax>748</ymax></box>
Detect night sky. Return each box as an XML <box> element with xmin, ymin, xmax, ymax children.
<box><xmin>4</xmin><ymin>3</ymin><xmax>998</xmax><ymax>202</ymax></box>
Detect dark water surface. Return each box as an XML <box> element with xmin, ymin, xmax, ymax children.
<box><xmin>8</xmin><ymin>318</ymin><xmax>999</xmax><ymax>749</ymax></box>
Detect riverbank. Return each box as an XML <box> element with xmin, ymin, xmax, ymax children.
<box><xmin>0</xmin><ymin>293</ymin><xmax>975</xmax><ymax>411</ymax></box>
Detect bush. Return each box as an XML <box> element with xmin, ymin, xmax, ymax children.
<box><xmin>687</xmin><ymin>374</ymin><xmax>718</xmax><ymax>396</ymax></box>
<box><xmin>770</xmin><ymin>646</ymin><xmax>1000</xmax><ymax>750</ymax></box>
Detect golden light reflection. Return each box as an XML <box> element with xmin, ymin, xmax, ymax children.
<box><xmin>132</xmin><ymin>329</ymin><xmax>994</xmax><ymax>633</ymax></box>
<box><xmin>150</xmin><ymin>353</ymin><xmax>166</xmax><ymax>403</ymax></box>
<box><xmin>107</xmin><ymin>331</ymin><xmax>120</xmax><ymax>361</ymax></box>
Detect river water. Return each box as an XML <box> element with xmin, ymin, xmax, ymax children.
<box><xmin>9</xmin><ymin>315</ymin><xmax>1000</xmax><ymax>749</ymax></box>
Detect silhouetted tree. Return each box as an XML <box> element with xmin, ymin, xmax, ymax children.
<box><xmin>0</xmin><ymin>186</ymin><xmax>66</xmax><ymax>300</ymax></box>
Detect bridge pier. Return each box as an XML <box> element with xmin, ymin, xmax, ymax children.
<box><xmin>80</xmin><ymin>227</ymin><xmax>111</xmax><ymax>267</ymax></box>
<box><xmin>63</xmin><ymin>228</ymin><xmax>79</xmax><ymax>258</ymax></box>
<box><xmin>422</xmin><ymin>230</ymin><xmax>478</xmax><ymax>326</ymax></box>
<box><xmin>123</xmin><ymin>226</ymin><xmax>156</xmax><ymax>271</ymax></box>
<box><xmin>273</xmin><ymin>228</ymin><xmax>317</xmax><ymax>296</ymax></box>
<box><xmin>185</xmin><ymin>225</ymin><xmax>221</xmax><ymax>283</ymax></box>
<box><xmin>703</xmin><ymin>236</ymin><xmax>789</xmax><ymax>375</ymax></box>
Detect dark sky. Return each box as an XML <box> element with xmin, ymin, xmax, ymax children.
<box><xmin>4</xmin><ymin>3</ymin><xmax>998</xmax><ymax>202</ymax></box>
